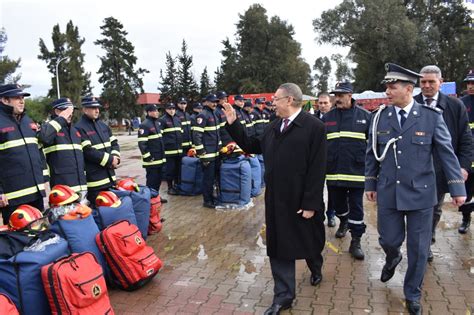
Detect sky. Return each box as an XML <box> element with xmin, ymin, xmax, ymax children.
<box><xmin>1</xmin><ymin>0</ymin><xmax>346</xmax><ymax>98</ymax></box>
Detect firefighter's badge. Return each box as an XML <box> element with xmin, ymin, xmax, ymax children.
<box><xmin>138</xmin><ymin>129</ymin><xmax>144</xmax><ymax>135</ymax></box>
<box><xmin>197</xmin><ymin>117</ymin><xmax>203</xmax><ymax>125</ymax></box>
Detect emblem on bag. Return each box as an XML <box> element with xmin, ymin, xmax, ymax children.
<box><xmin>92</xmin><ymin>284</ymin><xmax>102</xmax><ymax>298</ymax></box>
<box><xmin>135</xmin><ymin>235</ymin><xmax>142</xmax><ymax>245</ymax></box>
<box><xmin>146</xmin><ymin>268</ymin><xmax>154</xmax><ymax>275</ymax></box>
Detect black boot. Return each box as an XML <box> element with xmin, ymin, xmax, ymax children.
<box><xmin>167</xmin><ymin>181</ymin><xmax>179</xmax><ymax>195</ymax></box>
<box><xmin>458</xmin><ymin>212</ymin><xmax>471</xmax><ymax>234</ymax></box>
<box><xmin>335</xmin><ymin>217</ymin><xmax>349</xmax><ymax>238</ymax></box>
<box><xmin>432</xmin><ymin>213</ymin><xmax>440</xmax><ymax>244</ymax></box>
<box><xmin>349</xmin><ymin>236</ymin><xmax>365</xmax><ymax>260</ymax></box>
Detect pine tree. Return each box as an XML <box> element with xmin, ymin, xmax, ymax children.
<box><xmin>158</xmin><ymin>52</ymin><xmax>178</xmax><ymax>103</ymax></box>
<box><xmin>0</xmin><ymin>28</ymin><xmax>21</xmax><ymax>84</ymax></box>
<box><xmin>38</xmin><ymin>21</ymin><xmax>92</xmax><ymax>104</ymax></box>
<box><xmin>313</xmin><ymin>57</ymin><xmax>331</xmax><ymax>93</ymax></box>
<box><xmin>95</xmin><ymin>17</ymin><xmax>148</xmax><ymax>120</ymax></box>
<box><xmin>199</xmin><ymin>67</ymin><xmax>212</xmax><ymax>98</ymax></box>
<box><xmin>176</xmin><ymin>40</ymin><xmax>199</xmax><ymax>102</ymax></box>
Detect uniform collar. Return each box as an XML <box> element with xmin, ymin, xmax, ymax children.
<box><xmin>394</xmin><ymin>99</ymin><xmax>414</xmax><ymax>116</ymax></box>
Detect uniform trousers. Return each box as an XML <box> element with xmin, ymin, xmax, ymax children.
<box><xmin>201</xmin><ymin>159</ymin><xmax>219</xmax><ymax>204</ymax></box>
<box><xmin>146</xmin><ymin>166</ymin><xmax>163</xmax><ymax>195</ymax></box>
<box><xmin>378</xmin><ymin>207</ymin><xmax>432</xmax><ymax>302</ymax></box>
<box><xmin>329</xmin><ymin>186</ymin><xmax>366</xmax><ymax>237</ymax></box>
<box><xmin>458</xmin><ymin>173</ymin><xmax>474</xmax><ymax>216</ymax></box>
<box><xmin>1</xmin><ymin>194</ymin><xmax>45</xmax><ymax>224</ymax></box>
<box><xmin>164</xmin><ymin>156</ymin><xmax>182</xmax><ymax>184</ymax></box>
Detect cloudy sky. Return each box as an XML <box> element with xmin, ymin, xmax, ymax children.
<box><xmin>1</xmin><ymin>0</ymin><xmax>346</xmax><ymax>97</ymax></box>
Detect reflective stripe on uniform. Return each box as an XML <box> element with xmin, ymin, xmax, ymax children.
<box><xmin>348</xmin><ymin>219</ymin><xmax>365</xmax><ymax>225</ymax></box>
<box><xmin>326</xmin><ymin>174</ymin><xmax>365</xmax><ymax>182</ymax></box>
<box><xmin>81</xmin><ymin>140</ymin><xmax>92</xmax><ymax>148</ymax></box>
<box><xmin>111</xmin><ymin>150</ymin><xmax>120</xmax><ymax>157</ymax></box>
<box><xmin>68</xmin><ymin>184</ymin><xmax>88</xmax><ymax>192</ymax></box>
<box><xmin>470</xmin><ymin>123</ymin><xmax>474</xmax><ymax>129</ymax></box>
<box><xmin>165</xmin><ymin>149</ymin><xmax>182</xmax><ymax>155</ymax></box>
<box><xmin>143</xmin><ymin>152</ymin><xmax>151</xmax><ymax>159</ymax></box>
<box><xmin>91</xmin><ymin>141</ymin><xmax>111</xmax><ymax>150</ymax></box>
<box><xmin>193</xmin><ymin>127</ymin><xmax>204</xmax><ymax>133</ymax></box>
<box><xmin>87</xmin><ymin>176</ymin><xmax>115</xmax><ymax>188</ymax></box>
<box><xmin>5</xmin><ymin>184</ymin><xmax>45</xmax><ymax>200</ymax></box>
<box><xmin>181</xmin><ymin>121</ymin><xmax>191</xmax><ymax>125</ymax></box>
<box><xmin>43</xmin><ymin>168</ymin><xmax>49</xmax><ymax>176</ymax></box>
<box><xmin>204</xmin><ymin>126</ymin><xmax>219</xmax><ymax>131</ymax></box>
<box><xmin>182</xmin><ymin>141</ymin><xmax>192</xmax><ymax>147</ymax></box>
<box><xmin>0</xmin><ymin>137</ymin><xmax>38</xmax><ymax>151</ymax></box>
<box><xmin>327</xmin><ymin>131</ymin><xmax>366</xmax><ymax>140</ymax></box>
<box><xmin>194</xmin><ymin>144</ymin><xmax>204</xmax><ymax>150</ymax></box>
<box><xmin>200</xmin><ymin>152</ymin><xmax>219</xmax><ymax>159</ymax></box>
<box><xmin>100</xmin><ymin>152</ymin><xmax>110</xmax><ymax>167</ymax></box>
<box><xmin>49</xmin><ymin>120</ymin><xmax>62</xmax><ymax>132</ymax></box>
<box><xmin>148</xmin><ymin>134</ymin><xmax>162</xmax><ymax>139</ymax></box>
<box><xmin>110</xmin><ymin>136</ymin><xmax>118</xmax><ymax>142</ymax></box>
<box><xmin>43</xmin><ymin>144</ymin><xmax>82</xmax><ymax>154</ymax></box>
<box><xmin>142</xmin><ymin>158</ymin><xmax>166</xmax><ymax>166</ymax></box>
<box><xmin>163</xmin><ymin>127</ymin><xmax>181</xmax><ymax>133</ymax></box>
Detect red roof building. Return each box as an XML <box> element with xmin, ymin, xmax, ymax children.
<box><xmin>137</xmin><ymin>93</ymin><xmax>161</xmax><ymax>105</ymax></box>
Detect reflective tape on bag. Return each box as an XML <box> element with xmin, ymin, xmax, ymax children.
<box><xmin>0</xmin><ymin>137</ymin><xmax>38</xmax><ymax>151</ymax></box>
<box><xmin>327</xmin><ymin>131</ymin><xmax>366</xmax><ymax>140</ymax></box>
<box><xmin>326</xmin><ymin>174</ymin><xmax>365</xmax><ymax>182</ymax></box>
<box><xmin>5</xmin><ymin>184</ymin><xmax>45</xmax><ymax>200</ymax></box>
<box><xmin>43</xmin><ymin>144</ymin><xmax>82</xmax><ymax>154</ymax></box>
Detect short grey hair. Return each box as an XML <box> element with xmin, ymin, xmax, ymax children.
<box><xmin>420</xmin><ymin>65</ymin><xmax>443</xmax><ymax>79</ymax></box>
<box><xmin>278</xmin><ymin>83</ymin><xmax>303</xmax><ymax>107</ymax></box>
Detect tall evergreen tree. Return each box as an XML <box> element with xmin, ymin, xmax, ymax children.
<box><xmin>199</xmin><ymin>67</ymin><xmax>212</xmax><ymax>98</ymax></box>
<box><xmin>95</xmin><ymin>17</ymin><xmax>148</xmax><ymax>120</ymax></box>
<box><xmin>38</xmin><ymin>21</ymin><xmax>91</xmax><ymax>104</ymax></box>
<box><xmin>158</xmin><ymin>51</ymin><xmax>178</xmax><ymax>103</ymax></box>
<box><xmin>331</xmin><ymin>54</ymin><xmax>353</xmax><ymax>82</ymax></box>
<box><xmin>176</xmin><ymin>40</ymin><xmax>199</xmax><ymax>101</ymax></box>
<box><xmin>216</xmin><ymin>38</ymin><xmax>240</xmax><ymax>94</ymax></box>
<box><xmin>313</xmin><ymin>56</ymin><xmax>331</xmax><ymax>93</ymax></box>
<box><xmin>0</xmin><ymin>28</ymin><xmax>21</xmax><ymax>84</ymax></box>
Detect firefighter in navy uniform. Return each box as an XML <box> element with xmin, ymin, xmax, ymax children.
<box><xmin>159</xmin><ymin>103</ymin><xmax>183</xmax><ymax>195</ymax></box>
<box><xmin>190</xmin><ymin>102</ymin><xmax>203</xmax><ymax>141</ymax></box>
<box><xmin>0</xmin><ymin>84</ymin><xmax>46</xmax><ymax>223</ymax></box>
<box><xmin>74</xmin><ymin>97</ymin><xmax>120</xmax><ymax>204</ymax></box>
<box><xmin>39</xmin><ymin>98</ymin><xmax>87</xmax><ymax>198</ymax></box>
<box><xmin>176</xmin><ymin>97</ymin><xmax>193</xmax><ymax>155</ymax></box>
<box><xmin>243</xmin><ymin>101</ymin><xmax>256</xmax><ymax>138</ymax></box>
<box><xmin>459</xmin><ymin>69</ymin><xmax>474</xmax><ymax>233</ymax></box>
<box><xmin>252</xmin><ymin>98</ymin><xmax>270</xmax><ymax>138</ymax></box>
<box><xmin>138</xmin><ymin>104</ymin><xmax>167</xmax><ymax>203</ymax></box>
<box><xmin>215</xmin><ymin>91</ymin><xmax>234</xmax><ymax>148</ymax></box>
<box><xmin>193</xmin><ymin>94</ymin><xmax>222</xmax><ymax>208</ymax></box>
<box><xmin>323</xmin><ymin>82</ymin><xmax>371</xmax><ymax>260</ymax></box>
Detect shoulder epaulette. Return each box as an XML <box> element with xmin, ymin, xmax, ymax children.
<box><xmin>422</xmin><ymin>104</ymin><xmax>442</xmax><ymax>113</ymax></box>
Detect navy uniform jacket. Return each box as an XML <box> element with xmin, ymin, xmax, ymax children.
<box><xmin>323</xmin><ymin>103</ymin><xmax>371</xmax><ymax>188</ymax></box>
<box><xmin>74</xmin><ymin>115</ymin><xmax>120</xmax><ymax>191</ymax></box>
<box><xmin>175</xmin><ymin>108</ymin><xmax>192</xmax><ymax>149</ymax></box>
<box><xmin>0</xmin><ymin>103</ymin><xmax>45</xmax><ymax>206</ymax></box>
<box><xmin>251</xmin><ymin>108</ymin><xmax>269</xmax><ymax>137</ymax></box>
<box><xmin>158</xmin><ymin>113</ymin><xmax>183</xmax><ymax>157</ymax></box>
<box><xmin>414</xmin><ymin>92</ymin><xmax>472</xmax><ymax>192</ymax></box>
<box><xmin>460</xmin><ymin>94</ymin><xmax>474</xmax><ymax>166</ymax></box>
<box><xmin>215</xmin><ymin>105</ymin><xmax>234</xmax><ymax>146</ymax></box>
<box><xmin>192</xmin><ymin>106</ymin><xmax>222</xmax><ymax>162</ymax></box>
<box><xmin>137</xmin><ymin>116</ymin><xmax>166</xmax><ymax>168</ymax></box>
<box><xmin>39</xmin><ymin>115</ymin><xmax>87</xmax><ymax>192</ymax></box>
<box><xmin>242</xmin><ymin>110</ymin><xmax>256</xmax><ymax>138</ymax></box>
<box><xmin>366</xmin><ymin>102</ymin><xmax>466</xmax><ymax>210</ymax></box>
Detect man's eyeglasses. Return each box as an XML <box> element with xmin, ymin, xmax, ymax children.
<box><xmin>273</xmin><ymin>95</ymin><xmax>290</xmax><ymax>102</ymax></box>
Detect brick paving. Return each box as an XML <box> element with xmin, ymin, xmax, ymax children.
<box><xmin>110</xmin><ymin>134</ymin><xmax>473</xmax><ymax>314</ymax></box>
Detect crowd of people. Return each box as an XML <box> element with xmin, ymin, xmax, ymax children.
<box><xmin>0</xmin><ymin>62</ymin><xmax>472</xmax><ymax>315</ymax></box>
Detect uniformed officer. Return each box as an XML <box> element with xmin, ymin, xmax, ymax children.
<box><xmin>214</xmin><ymin>91</ymin><xmax>234</xmax><ymax>147</ymax></box>
<box><xmin>251</xmin><ymin>98</ymin><xmax>270</xmax><ymax>138</ymax></box>
<box><xmin>138</xmin><ymin>104</ymin><xmax>167</xmax><ymax>203</ymax></box>
<box><xmin>39</xmin><ymin>98</ymin><xmax>87</xmax><ymax>198</ymax></box>
<box><xmin>459</xmin><ymin>69</ymin><xmax>474</xmax><ymax>233</ymax></box>
<box><xmin>0</xmin><ymin>84</ymin><xmax>45</xmax><ymax>223</ymax></box>
<box><xmin>366</xmin><ymin>63</ymin><xmax>466</xmax><ymax>315</ymax></box>
<box><xmin>190</xmin><ymin>102</ymin><xmax>203</xmax><ymax>142</ymax></box>
<box><xmin>74</xmin><ymin>96</ymin><xmax>120</xmax><ymax>204</ymax></box>
<box><xmin>193</xmin><ymin>94</ymin><xmax>222</xmax><ymax>208</ymax></box>
<box><xmin>242</xmin><ymin>101</ymin><xmax>256</xmax><ymax>138</ymax></box>
<box><xmin>159</xmin><ymin>103</ymin><xmax>183</xmax><ymax>195</ymax></box>
<box><xmin>323</xmin><ymin>82</ymin><xmax>370</xmax><ymax>260</ymax></box>
<box><xmin>176</xmin><ymin>97</ymin><xmax>193</xmax><ymax>155</ymax></box>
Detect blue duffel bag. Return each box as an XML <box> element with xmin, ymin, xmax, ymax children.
<box><xmin>0</xmin><ymin>232</ymin><xmax>69</xmax><ymax>315</ymax></box>
<box><xmin>179</xmin><ymin>156</ymin><xmax>203</xmax><ymax>195</ymax></box>
<box><xmin>247</xmin><ymin>156</ymin><xmax>262</xmax><ymax>197</ymax></box>
<box><xmin>219</xmin><ymin>156</ymin><xmax>252</xmax><ymax>205</ymax></box>
<box><xmin>112</xmin><ymin>185</ymin><xmax>150</xmax><ymax>239</ymax></box>
<box><xmin>50</xmin><ymin>214</ymin><xmax>106</xmax><ymax>272</ymax></box>
<box><xmin>93</xmin><ymin>195</ymin><xmax>137</xmax><ymax>230</ymax></box>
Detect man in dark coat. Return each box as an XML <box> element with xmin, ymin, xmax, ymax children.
<box><xmin>223</xmin><ymin>83</ymin><xmax>327</xmax><ymax>315</ymax></box>
<box><xmin>414</xmin><ymin>65</ymin><xmax>472</xmax><ymax>261</ymax></box>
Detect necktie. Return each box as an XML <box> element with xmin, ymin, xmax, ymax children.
<box><xmin>425</xmin><ymin>98</ymin><xmax>434</xmax><ymax>107</ymax></box>
<box><xmin>399</xmin><ymin>109</ymin><xmax>407</xmax><ymax>127</ymax></box>
<box><xmin>282</xmin><ymin>118</ymin><xmax>289</xmax><ymax>131</ymax></box>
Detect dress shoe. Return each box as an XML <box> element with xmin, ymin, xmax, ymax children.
<box><xmin>160</xmin><ymin>197</ymin><xmax>168</xmax><ymax>204</ymax></box>
<box><xmin>427</xmin><ymin>248</ymin><xmax>433</xmax><ymax>262</ymax></box>
<box><xmin>335</xmin><ymin>219</ymin><xmax>349</xmax><ymax>238</ymax></box>
<box><xmin>263</xmin><ymin>303</ymin><xmax>292</xmax><ymax>315</ymax></box>
<box><xmin>458</xmin><ymin>219</ymin><xmax>470</xmax><ymax>234</ymax></box>
<box><xmin>202</xmin><ymin>201</ymin><xmax>216</xmax><ymax>209</ymax></box>
<box><xmin>406</xmin><ymin>300</ymin><xmax>422</xmax><ymax>315</ymax></box>
<box><xmin>327</xmin><ymin>216</ymin><xmax>336</xmax><ymax>227</ymax></box>
<box><xmin>310</xmin><ymin>273</ymin><xmax>322</xmax><ymax>286</ymax></box>
<box><xmin>349</xmin><ymin>237</ymin><xmax>365</xmax><ymax>260</ymax></box>
<box><xmin>381</xmin><ymin>255</ymin><xmax>402</xmax><ymax>282</ymax></box>
<box><xmin>167</xmin><ymin>187</ymin><xmax>179</xmax><ymax>195</ymax></box>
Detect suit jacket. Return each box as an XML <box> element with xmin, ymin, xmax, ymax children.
<box><xmin>414</xmin><ymin>93</ymin><xmax>472</xmax><ymax>192</ymax></box>
<box><xmin>365</xmin><ymin>102</ymin><xmax>465</xmax><ymax>210</ymax></box>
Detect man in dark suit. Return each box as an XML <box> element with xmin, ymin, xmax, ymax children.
<box><xmin>223</xmin><ymin>83</ymin><xmax>327</xmax><ymax>315</ymax></box>
<box><xmin>366</xmin><ymin>63</ymin><xmax>466</xmax><ymax>315</ymax></box>
<box><xmin>414</xmin><ymin>65</ymin><xmax>472</xmax><ymax>261</ymax></box>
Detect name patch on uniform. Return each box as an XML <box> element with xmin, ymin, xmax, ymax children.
<box><xmin>415</xmin><ymin>131</ymin><xmax>426</xmax><ymax>136</ymax></box>
<box><xmin>377</xmin><ymin>130</ymin><xmax>390</xmax><ymax>135</ymax></box>
<box><xmin>57</xmin><ymin>132</ymin><xmax>65</xmax><ymax>137</ymax></box>
<box><xmin>30</xmin><ymin>123</ymin><xmax>38</xmax><ymax>131</ymax></box>
<box><xmin>150</xmin><ymin>127</ymin><xmax>156</xmax><ymax>132</ymax></box>
<box><xmin>0</xmin><ymin>126</ymin><xmax>15</xmax><ymax>133</ymax></box>
<box><xmin>325</xmin><ymin>121</ymin><xmax>337</xmax><ymax>126</ymax></box>
<box><xmin>87</xmin><ymin>130</ymin><xmax>96</xmax><ymax>136</ymax></box>
<box><xmin>76</xmin><ymin>131</ymin><xmax>81</xmax><ymax>137</ymax></box>
<box><xmin>197</xmin><ymin>118</ymin><xmax>203</xmax><ymax>124</ymax></box>
<box><xmin>356</xmin><ymin>119</ymin><xmax>367</xmax><ymax>124</ymax></box>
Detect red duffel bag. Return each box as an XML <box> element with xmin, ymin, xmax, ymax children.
<box><xmin>41</xmin><ymin>252</ymin><xmax>113</xmax><ymax>315</ymax></box>
<box><xmin>0</xmin><ymin>293</ymin><xmax>19</xmax><ymax>315</ymax></box>
<box><xmin>148</xmin><ymin>195</ymin><xmax>163</xmax><ymax>235</ymax></box>
<box><xmin>96</xmin><ymin>220</ymin><xmax>162</xmax><ymax>291</ymax></box>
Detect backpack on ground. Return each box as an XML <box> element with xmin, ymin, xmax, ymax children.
<box><xmin>219</xmin><ymin>156</ymin><xmax>252</xmax><ymax>205</ymax></box>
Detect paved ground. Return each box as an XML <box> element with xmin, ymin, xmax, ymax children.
<box><xmin>110</xmin><ymin>133</ymin><xmax>473</xmax><ymax>315</ymax></box>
